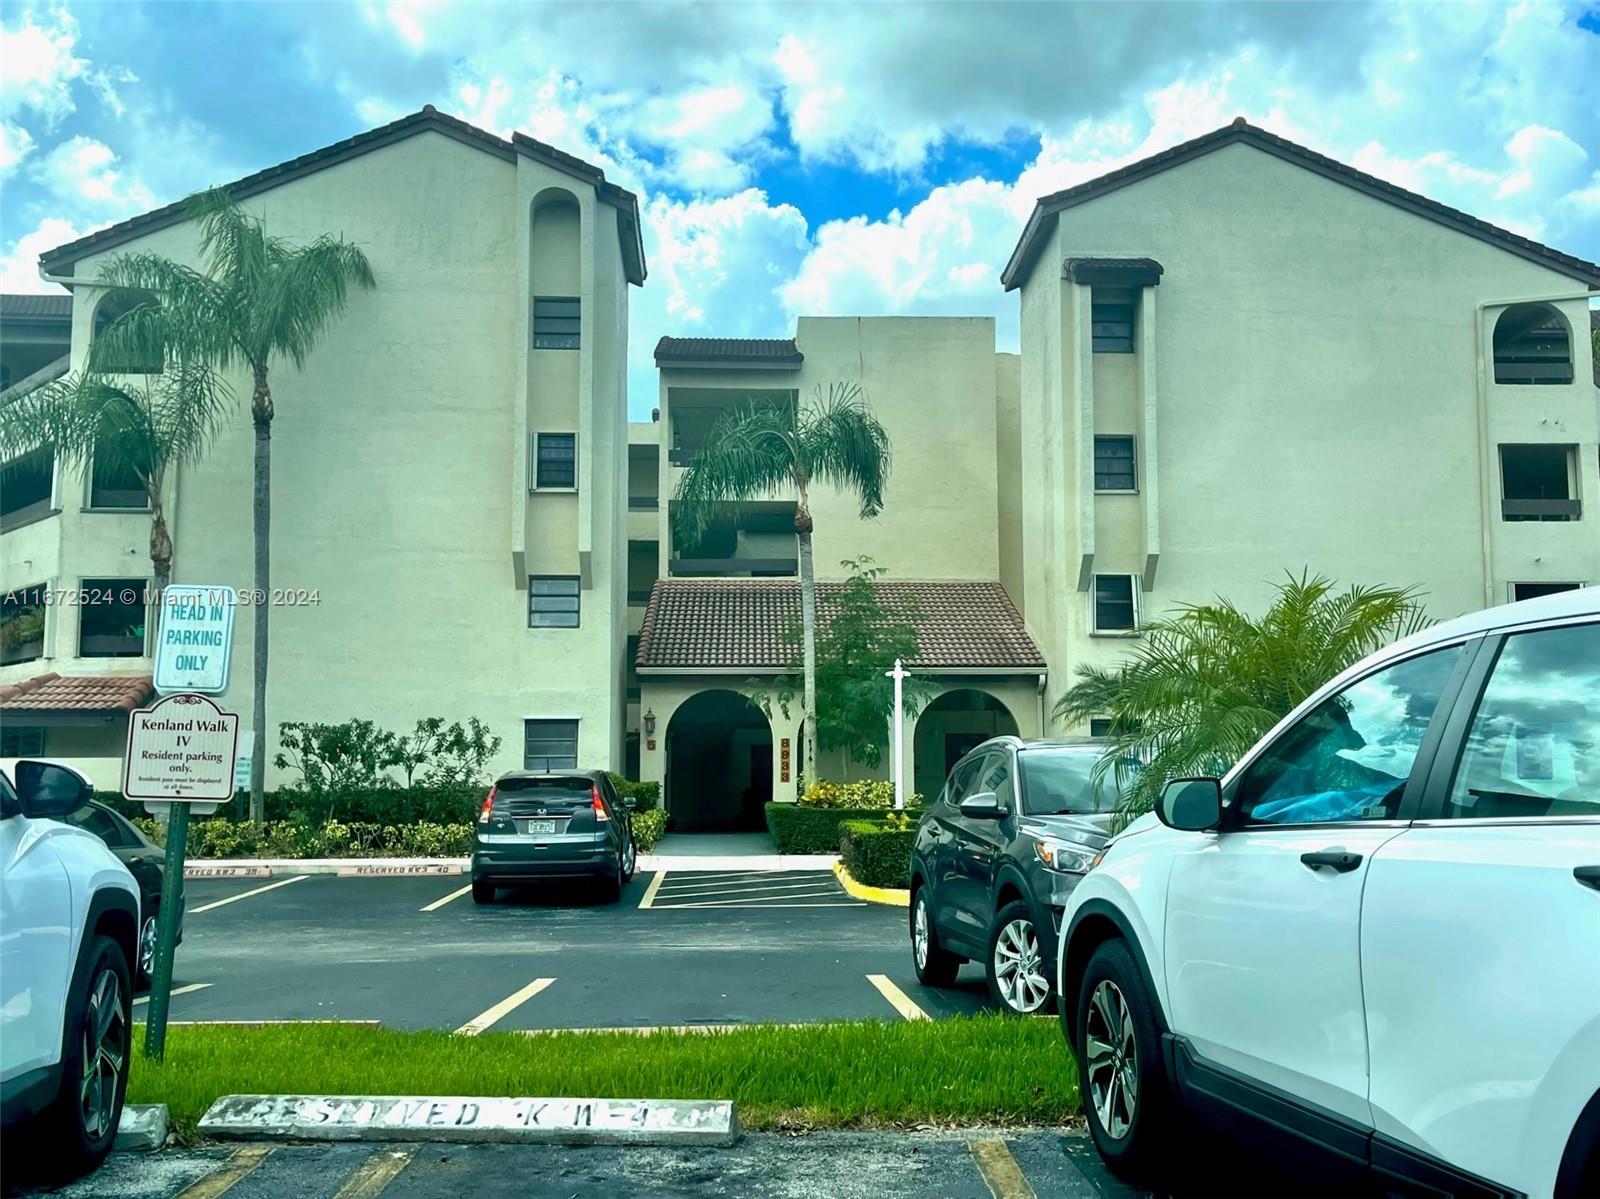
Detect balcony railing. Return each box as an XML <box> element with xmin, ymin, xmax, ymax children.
<box><xmin>668</xmin><ymin>448</ymin><xmax>694</xmax><ymax>467</ymax></box>
<box><xmin>627</xmin><ymin>496</ymin><xmax>659</xmax><ymax>510</ymax></box>
<box><xmin>1502</xmin><ymin>498</ymin><xmax>1581</xmax><ymax>521</ymax></box>
<box><xmin>627</xmin><ymin>589</ymin><xmax>653</xmax><ymax>605</ymax></box>
<box><xmin>670</xmin><ymin>557</ymin><xmax>798</xmax><ymax>577</ymax></box>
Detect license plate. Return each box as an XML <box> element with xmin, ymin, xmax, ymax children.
<box><xmin>522</xmin><ymin>819</ymin><xmax>558</xmax><ymax>835</ymax></box>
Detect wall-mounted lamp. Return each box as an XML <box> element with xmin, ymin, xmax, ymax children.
<box><xmin>642</xmin><ymin>708</ymin><xmax>657</xmax><ymax>738</ymax></box>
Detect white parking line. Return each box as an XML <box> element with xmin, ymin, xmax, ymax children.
<box><xmin>655</xmin><ymin>877</ymin><xmax>846</xmax><ymax>900</ymax></box>
<box><xmin>637</xmin><ymin>870</ymin><xmax>667</xmax><ymax>909</ymax></box>
<box><xmin>867</xmin><ymin>974</ymin><xmax>930</xmax><ymax>1020</ymax></box>
<box><xmin>133</xmin><ymin>982</ymin><xmax>212</xmax><ymax>1006</ymax></box>
<box><xmin>662</xmin><ymin>898</ymin><xmax>867</xmax><ymax>909</ymax></box>
<box><xmin>455</xmin><ymin>977</ymin><xmax>556</xmax><ymax>1036</ymax></box>
<box><xmin>189</xmin><ymin>875</ymin><xmax>308</xmax><ymax>913</ymax></box>
<box><xmin>419</xmin><ymin>884</ymin><xmax>473</xmax><ymax>912</ymax></box>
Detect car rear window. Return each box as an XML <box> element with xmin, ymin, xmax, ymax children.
<box><xmin>1018</xmin><ymin>750</ymin><xmax>1130</xmax><ymax>815</ymax></box>
<box><xmin>495</xmin><ymin>776</ymin><xmax>593</xmax><ymax>807</ymax></box>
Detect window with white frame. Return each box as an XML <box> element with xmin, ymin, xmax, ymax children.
<box><xmin>1090</xmin><ymin>286</ymin><xmax>1136</xmax><ymax>353</ymax></box>
<box><xmin>0</xmin><ymin>726</ymin><xmax>45</xmax><ymax>756</ymax></box>
<box><xmin>524</xmin><ymin>719</ymin><xmax>579</xmax><ymax>771</ymax></box>
<box><xmin>533</xmin><ymin>433</ymin><xmax>577</xmax><ymax>489</ymax></box>
<box><xmin>528</xmin><ymin>577</ymin><xmax>580</xmax><ymax>628</ymax></box>
<box><xmin>1511</xmin><ymin>581</ymin><xmax>1583</xmax><ymax>602</ymax></box>
<box><xmin>1092</xmin><ymin>574</ymin><xmax>1139</xmax><ymax>634</ymax></box>
<box><xmin>1094</xmin><ymin>435</ymin><xmax>1137</xmax><ymax>491</ymax></box>
<box><xmin>532</xmin><ymin>297</ymin><xmax>580</xmax><ymax>349</ymax></box>
<box><xmin>78</xmin><ymin>578</ymin><xmax>148</xmax><ymax>657</ymax></box>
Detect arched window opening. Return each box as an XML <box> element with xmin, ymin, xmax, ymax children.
<box><xmin>1493</xmin><ymin>304</ymin><xmax>1572</xmax><ymax>385</ymax></box>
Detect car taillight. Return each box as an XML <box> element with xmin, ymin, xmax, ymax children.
<box><xmin>479</xmin><ymin>786</ymin><xmax>497</xmax><ymax>824</ymax></box>
<box><xmin>591</xmin><ymin>785</ymin><xmax>610</xmax><ymax>822</ymax></box>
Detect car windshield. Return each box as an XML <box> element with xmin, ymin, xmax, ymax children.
<box><xmin>1018</xmin><ymin>749</ymin><xmax>1132</xmax><ymax>815</ymax></box>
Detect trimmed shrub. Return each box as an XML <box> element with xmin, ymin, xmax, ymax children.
<box><xmin>609</xmin><ymin>776</ymin><xmax>661</xmax><ymax>812</ymax></box>
<box><xmin>799</xmin><ymin>779</ymin><xmax>923</xmax><ymax>810</ymax></box>
<box><xmin>765</xmin><ymin>802</ymin><xmax>921</xmax><ymax>854</ymax></box>
<box><xmin>104</xmin><ymin>784</ymin><xmax>485</xmax><ymax>827</ymax></box>
<box><xmin>630</xmin><ymin>808</ymin><xmax>667</xmax><ymax>852</ymax></box>
<box><xmin>134</xmin><ymin>817</ymin><xmax>475</xmax><ymax>858</ymax></box>
<box><xmin>839</xmin><ymin>818</ymin><xmax>917</xmax><ymax>889</ymax></box>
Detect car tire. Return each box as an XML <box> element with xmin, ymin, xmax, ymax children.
<box><xmin>471</xmin><ymin>878</ymin><xmax>496</xmax><ymax>904</ymax></box>
<box><xmin>35</xmin><ymin>934</ymin><xmax>132</xmax><ymax>1180</ymax></box>
<box><xmin>985</xmin><ymin>900</ymin><xmax>1054</xmax><ymax>1015</ymax></box>
<box><xmin>597</xmin><ymin>858</ymin><xmax>624</xmax><ymax>903</ymax></box>
<box><xmin>910</xmin><ymin>884</ymin><xmax>961</xmax><ymax>986</ymax></box>
<box><xmin>620</xmin><ymin>835</ymin><xmax>637</xmax><ymax>883</ymax></box>
<box><xmin>1076</xmin><ymin>938</ymin><xmax>1176</xmax><ymax>1181</ymax></box>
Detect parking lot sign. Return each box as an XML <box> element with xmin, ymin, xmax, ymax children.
<box><xmin>153</xmin><ymin>584</ymin><xmax>236</xmax><ymax>695</ymax></box>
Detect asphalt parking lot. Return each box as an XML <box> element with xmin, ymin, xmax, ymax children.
<box><xmin>153</xmin><ymin>869</ymin><xmax>1000</xmax><ymax>1030</ymax></box>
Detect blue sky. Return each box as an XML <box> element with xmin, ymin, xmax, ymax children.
<box><xmin>2</xmin><ymin>1</ymin><xmax>1598</xmax><ymax>415</ymax></box>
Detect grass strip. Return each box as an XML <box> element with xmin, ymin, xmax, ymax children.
<box><xmin>131</xmin><ymin>1015</ymin><xmax>1079</xmax><ymax>1139</ymax></box>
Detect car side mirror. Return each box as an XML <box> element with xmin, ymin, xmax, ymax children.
<box><xmin>14</xmin><ymin>760</ymin><xmax>94</xmax><ymax>819</ymax></box>
<box><xmin>958</xmin><ymin>791</ymin><xmax>1006</xmax><ymax>820</ymax></box>
<box><xmin>1156</xmin><ymin>777</ymin><xmax>1223</xmax><ymax>832</ymax></box>
<box><xmin>623</xmin><ymin>796</ymin><xmax>637</xmax><ymax>811</ymax></box>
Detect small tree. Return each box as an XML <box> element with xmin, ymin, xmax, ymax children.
<box><xmin>1055</xmin><ymin>572</ymin><xmax>1431</xmax><ymax>824</ymax></box>
<box><xmin>751</xmin><ymin>558</ymin><xmax>933</xmax><ymax>776</ymax></box>
<box><xmin>0</xmin><ymin>365</ymin><xmax>232</xmax><ymax>600</ymax></box>
<box><xmin>273</xmin><ymin>719</ymin><xmax>402</xmax><ymax>820</ymax></box>
<box><xmin>674</xmin><ymin>383</ymin><xmax>891</xmax><ymax>775</ymax></box>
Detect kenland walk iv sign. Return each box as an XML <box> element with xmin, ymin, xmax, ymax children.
<box><xmin>153</xmin><ymin>584</ymin><xmax>236</xmax><ymax>695</ymax></box>
<box><xmin>121</xmin><ymin>692</ymin><xmax>240</xmax><ymax>802</ymax></box>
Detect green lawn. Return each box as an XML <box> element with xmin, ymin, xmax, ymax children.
<box><xmin>132</xmin><ymin>1016</ymin><xmax>1080</xmax><ymax>1138</ymax></box>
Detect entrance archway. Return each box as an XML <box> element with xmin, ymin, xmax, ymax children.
<box><xmin>665</xmin><ymin>690</ymin><xmax>774</xmax><ymax>831</ymax></box>
<box><xmin>913</xmin><ymin>689</ymin><xmax>1020</xmax><ymax>800</ymax></box>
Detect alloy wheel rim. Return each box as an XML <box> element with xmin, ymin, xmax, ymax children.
<box><xmin>1084</xmin><ymin>979</ymin><xmax>1138</xmax><ymax>1140</ymax></box>
<box><xmin>993</xmin><ymin>918</ymin><xmax>1049</xmax><ymax>1013</ymax></box>
<box><xmin>79</xmin><ymin>968</ymin><xmax>126</xmax><ymax>1141</ymax></box>
<box><xmin>913</xmin><ymin>898</ymin><xmax>930</xmax><ymax>970</ymax></box>
<box><xmin>623</xmin><ymin>839</ymin><xmax>636</xmax><ymax>874</ymax></box>
<box><xmin>139</xmin><ymin>915</ymin><xmax>157</xmax><ymax>978</ymax></box>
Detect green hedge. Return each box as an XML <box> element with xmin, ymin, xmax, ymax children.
<box><xmin>839</xmin><ymin>819</ymin><xmax>917</xmax><ymax>889</ymax></box>
<box><xmin>134</xmin><ymin>817</ymin><xmax>475</xmax><ymax>858</ymax></box>
<box><xmin>630</xmin><ymin>809</ymin><xmax>667</xmax><ymax>852</ymax></box>
<box><xmin>608</xmin><ymin>775</ymin><xmax>660</xmax><ymax>812</ymax></box>
<box><xmin>765</xmin><ymin>803</ymin><xmax>920</xmax><ymax>854</ymax></box>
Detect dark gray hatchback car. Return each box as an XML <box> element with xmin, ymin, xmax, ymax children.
<box><xmin>472</xmin><ymin>771</ymin><xmax>637</xmax><ymax>903</ymax></box>
<box><xmin>909</xmin><ymin>738</ymin><xmax>1130</xmax><ymax>1014</ymax></box>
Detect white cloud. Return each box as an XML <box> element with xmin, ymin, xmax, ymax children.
<box><xmin>0</xmin><ymin>120</ymin><xmax>35</xmax><ymax>176</ymax></box>
<box><xmin>0</xmin><ymin>216</ymin><xmax>82</xmax><ymax>292</ymax></box>
<box><xmin>32</xmin><ymin>135</ymin><xmax>155</xmax><ymax>212</ymax></box>
<box><xmin>0</xmin><ymin>6</ymin><xmax>87</xmax><ymax>124</ymax></box>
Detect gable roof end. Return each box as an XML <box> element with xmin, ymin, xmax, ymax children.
<box><xmin>1001</xmin><ymin>118</ymin><xmax>1600</xmax><ymax>292</ymax></box>
<box><xmin>38</xmin><ymin>106</ymin><xmax>645</xmax><ymax>285</ymax></box>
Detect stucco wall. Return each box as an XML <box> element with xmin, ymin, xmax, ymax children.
<box><xmin>2</xmin><ymin>129</ymin><xmax>635</xmax><ymax>787</ymax></box>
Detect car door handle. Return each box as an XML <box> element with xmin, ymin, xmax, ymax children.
<box><xmin>1575</xmin><ymin>866</ymin><xmax>1600</xmax><ymax>892</ymax></box>
<box><xmin>1300</xmin><ymin>850</ymin><xmax>1363</xmax><ymax>874</ymax></box>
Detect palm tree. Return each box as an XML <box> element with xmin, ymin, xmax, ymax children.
<box><xmin>673</xmin><ymin>382</ymin><xmax>892</xmax><ymax>776</ymax></box>
<box><xmin>0</xmin><ymin>365</ymin><xmax>233</xmax><ymax>599</ymax></box>
<box><xmin>1055</xmin><ymin>572</ymin><xmax>1431</xmax><ymax>824</ymax></box>
<box><xmin>92</xmin><ymin>190</ymin><xmax>375</xmax><ymax>822</ymax></box>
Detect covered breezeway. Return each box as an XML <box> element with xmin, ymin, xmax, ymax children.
<box><xmin>663</xmin><ymin>689</ymin><xmax>774</xmax><ymax>831</ymax></box>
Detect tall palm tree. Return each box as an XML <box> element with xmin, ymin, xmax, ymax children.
<box><xmin>93</xmin><ymin>190</ymin><xmax>375</xmax><ymax>822</ymax></box>
<box><xmin>673</xmin><ymin>382</ymin><xmax>891</xmax><ymax>777</ymax></box>
<box><xmin>0</xmin><ymin>365</ymin><xmax>233</xmax><ymax>599</ymax></box>
<box><xmin>1055</xmin><ymin>572</ymin><xmax>1431</xmax><ymax>824</ymax></box>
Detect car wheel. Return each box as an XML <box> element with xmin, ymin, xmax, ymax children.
<box><xmin>136</xmin><ymin>911</ymin><xmax>158</xmax><ymax>986</ymax></box>
<box><xmin>910</xmin><ymin>885</ymin><xmax>961</xmax><ymax>986</ymax></box>
<box><xmin>620</xmin><ymin>835</ymin><xmax>637</xmax><ymax>882</ymax></box>
<box><xmin>597</xmin><ymin>861</ymin><xmax>624</xmax><ymax>903</ymax></box>
<box><xmin>986</xmin><ymin>900</ymin><xmax>1054</xmax><ymax>1015</ymax></box>
<box><xmin>471</xmin><ymin>878</ymin><xmax>496</xmax><ymax>904</ymax></box>
<box><xmin>36</xmin><ymin>935</ymin><xmax>131</xmax><ymax>1179</ymax></box>
<box><xmin>1076</xmin><ymin>939</ymin><xmax>1175</xmax><ymax>1180</ymax></box>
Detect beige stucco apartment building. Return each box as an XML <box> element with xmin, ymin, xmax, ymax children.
<box><xmin>3</xmin><ymin>110</ymin><xmax>1597</xmax><ymax>829</ymax></box>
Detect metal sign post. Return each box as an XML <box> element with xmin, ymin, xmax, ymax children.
<box><xmin>886</xmin><ymin>658</ymin><xmax>910</xmax><ymax>810</ymax></box>
<box><xmin>123</xmin><ymin>692</ymin><xmax>239</xmax><ymax>1060</ymax></box>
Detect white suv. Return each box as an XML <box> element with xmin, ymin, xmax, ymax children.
<box><xmin>1056</xmin><ymin>588</ymin><xmax>1600</xmax><ymax>1198</ymax></box>
<box><xmin>1</xmin><ymin>759</ymin><xmax>140</xmax><ymax>1178</ymax></box>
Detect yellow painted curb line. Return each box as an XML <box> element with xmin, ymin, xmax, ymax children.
<box><xmin>833</xmin><ymin>862</ymin><xmax>910</xmax><ymax>907</ymax></box>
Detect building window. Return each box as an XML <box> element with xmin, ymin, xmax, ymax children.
<box><xmin>524</xmin><ymin>719</ymin><xmax>579</xmax><ymax>771</ymax></box>
<box><xmin>1512</xmin><ymin>582</ymin><xmax>1583</xmax><ymax>602</ymax></box>
<box><xmin>1092</xmin><ymin>574</ymin><xmax>1139</xmax><ymax>634</ymax></box>
<box><xmin>1493</xmin><ymin>303</ymin><xmax>1572</xmax><ymax>385</ymax></box>
<box><xmin>1089</xmin><ymin>717</ymin><xmax>1115</xmax><ymax>738</ymax></box>
<box><xmin>1090</xmin><ymin>288</ymin><xmax>1136</xmax><ymax>353</ymax></box>
<box><xmin>2</xmin><ymin>585</ymin><xmax>47</xmax><ymax>666</ymax></box>
<box><xmin>1499</xmin><ymin>444</ymin><xmax>1579</xmax><ymax>522</ymax></box>
<box><xmin>92</xmin><ymin>289</ymin><xmax>163</xmax><ymax>374</ymax></box>
<box><xmin>529</xmin><ymin>577</ymin><xmax>580</xmax><ymax>628</ymax></box>
<box><xmin>534</xmin><ymin>433</ymin><xmax>577</xmax><ymax>489</ymax></box>
<box><xmin>532</xmin><ymin>297</ymin><xmax>580</xmax><ymax>350</ymax></box>
<box><xmin>1</xmin><ymin>447</ymin><xmax>54</xmax><ymax>530</ymax></box>
<box><xmin>88</xmin><ymin>436</ymin><xmax>149</xmax><ymax>510</ymax></box>
<box><xmin>1094</xmin><ymin>435</ymin><xmax>1137</xmax><ymax>491</ymax></box>
<box><xmin>0</xmin><ymin>725</ymin><xmax>45</xmax><ymax>756</ymax></box>
<box><xmin>78</xmin><ymin>578</ymin><xmax>147</xmax><ymax>657</ymax></box>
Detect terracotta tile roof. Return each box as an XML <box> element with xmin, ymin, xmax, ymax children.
<box><xmin>654</xmin><ymin>337</ymin><xmax>804</xmax><ymax>368</ymax></box>
<box><xmin>636</xmin><ymin>578</ymin><xmax>1044</xmax><ymax>672</ymax></box>
<box><xmin>0</xmin><ymin>672</ymin><xmax>153</xmax><ymax>713</ymax></box>
<box><xmin>38</xmin><ymin>107</ymin><xmax>645</xmax><ymax>285</ymax></box>
<box><xmin>1002</xmin><ymin>118</ymin><xmax>1600</xmax><ymax>291</ymax></box>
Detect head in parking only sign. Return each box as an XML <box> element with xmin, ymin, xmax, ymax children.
<box><xmin>153</xmin><ymin>584</ymin><xmax>236</xmax><ymax>695</ymax></box>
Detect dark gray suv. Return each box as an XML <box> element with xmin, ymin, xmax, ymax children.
<box><xmin>472</xmin><ymin>771</ymin><xmax>637</xmax><ymax>903</ymax></box>
<box><xmin>909</xmin><ymin>738</ymin><xmax>1130</xmax><ymax>1014</ymax></box>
